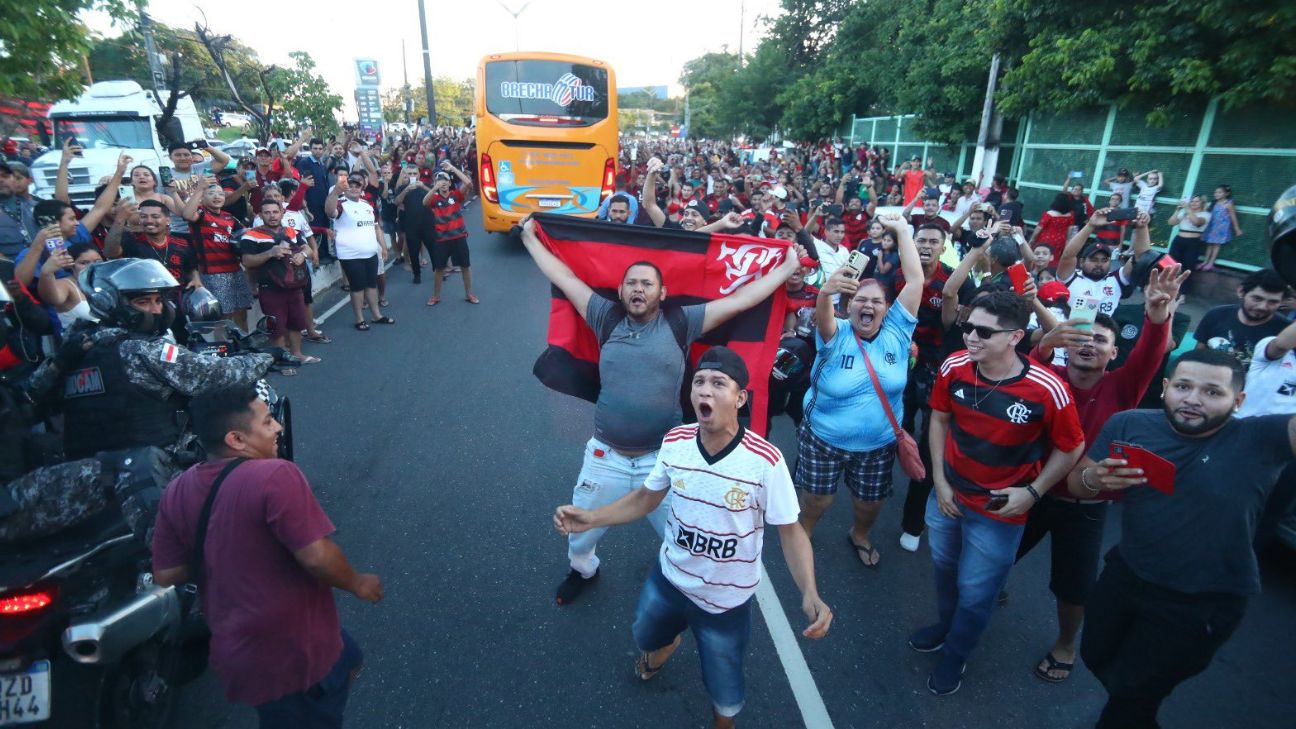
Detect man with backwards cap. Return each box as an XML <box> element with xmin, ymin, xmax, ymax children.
<box><xmin>554</xmin><ymin>346</ymin><xmax>832</xmax><ymax>729</ymax></box>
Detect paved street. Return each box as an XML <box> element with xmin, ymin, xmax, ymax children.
<box><xmin>180</xmin><ymin>211</ymin><xmax>1295</xmax><ymax>729</ymax></box>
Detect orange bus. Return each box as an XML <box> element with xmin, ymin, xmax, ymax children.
<box><xmin>474</xmin><ymin>52</ymin><xmax>618</xmax><ymax>233</ymax></box>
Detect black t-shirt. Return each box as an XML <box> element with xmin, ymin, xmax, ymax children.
<box><xmin>1193</xmin><ymin>305</ymin><xmax>1289</xmax><ymax>368</ymax></box>
<box><xmin>998</xmin><ymin>200</ymin><xmax>1024</xmax><ymax>227</ymax></box>
<box><xmin>1113</xmin><ymin>303</ymin><xmax>1193</xmax><ymax>408</ymax></box>
<box><xmin>396</xmin><ymin>183</ymin><xmax>430</xmax><ymax>231</ymax></box>
<box><xmin>120</xmin><ymin>233</ymin><xmax>196</xmax><ymax>284</ymax></box>
<box><xmin>1090</xmin><ymin>410</ymin><xmax>1292</xmax><ymax>595</ymax></box>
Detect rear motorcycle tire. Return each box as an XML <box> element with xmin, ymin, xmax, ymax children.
<box><xmin>93</xmin><ymin>639</ymin><xmax>183</xmax><ymax>729</ymax></box>
<box><xmin>276</xmin><ymin>397</ymin><xmax>293</xmax><ymax>461</ymax></box>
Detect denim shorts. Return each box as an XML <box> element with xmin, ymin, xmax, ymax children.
<box><xmin>633</xmin><ymin>560</ymin><xmax>751</xmax><ymax>718</ymax></box>
<box><xmin>254</xmin><ymin>629</ymin><xmax>363</xmax><ymax>729</ymax></box>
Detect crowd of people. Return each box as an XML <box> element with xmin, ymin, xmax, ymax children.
<box><xmin>2</xmin><ymin>124</ymin><xmax>1294</xmax><ymax>729</ymax></box>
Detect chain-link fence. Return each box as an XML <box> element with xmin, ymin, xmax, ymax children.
<box><xmin>850</xmin><ymin>103</ymin><xmax>1296</xmax><ymax>270</ymax></box>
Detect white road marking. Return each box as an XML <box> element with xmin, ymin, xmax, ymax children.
<box><xmin>315</xmin><ymin>259</ymin><xmax>396</xmax><ymax>324</ymax></box>
<box><xmin>756</xmin><ymin>563</ymin><xmax>835</xmax><ymax>728</ymax></box>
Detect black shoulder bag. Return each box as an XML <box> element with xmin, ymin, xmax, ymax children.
<box><xmin>188</xmin><ymin>457</ymin><xmax>247</xmax><ymax>587</ymax></box>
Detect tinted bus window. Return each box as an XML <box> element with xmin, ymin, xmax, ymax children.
<box><xmin>484</xmin><ymin>61</ymin><xmax>609</xmax><ymax>126</ymax></box>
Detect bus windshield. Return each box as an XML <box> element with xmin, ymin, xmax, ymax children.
<box><xmin>53</xmin><ymin>117</ymin><xmax>153</xmax><ymax>151</ymax></box>
<box><xmin>484</xmin><ymin>60</ymin><xmax>609</xmax><ymax>127</ymax></box>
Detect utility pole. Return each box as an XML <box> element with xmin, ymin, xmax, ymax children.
<box><xmin>738</xmin><ymin>0</ymin><xmax>745</xmax><ymax>68</ymax></box>
<box><xmin>971</xmin><ymin>52</ymin><xmax>1003</xmax><ymax>190</ymax></box>
<box><xmin>402</xmin><ymin>39</ymin><xmax>412</xmax><ymax>124</ymax></box>
<box><xmin>138</xmin><ymin>9</ymin><xmax>166</xmax><ymax>96</ymax></box>
<box><xmin>499</xmin><ymin>2</ymin><xmax>531</xmax><ymax>52</ymax></box>
<box><xmin>417</xmin><ymin>0</ymin><xmax>437</xmax><ymax>126</ymax></box>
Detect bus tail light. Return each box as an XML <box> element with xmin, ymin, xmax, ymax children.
<box><xmin>480</xmin><ymin>153</ymin><xmax>499</xmax><ymax>204</ymax></box>
<box><xmin>599</xmin><ymin>158</ymin><xmax>616</xmax><ymax>202</ymax></box>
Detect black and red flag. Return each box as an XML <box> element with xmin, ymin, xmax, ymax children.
<box><xmin>530</xmin><ymin>213</ymin><xmax>790</xmax><ymax>436</ymax></box>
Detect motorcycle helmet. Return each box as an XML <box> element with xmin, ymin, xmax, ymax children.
<box><xmin>80</xmin><ymin>259</ymin><xmax>180</xmax><ymax>336</ymax></box>
<box><xmin>1270</xmin><ymin>182</ymin><xmax>1296</xmax><ymax>286</ymax></box>
<box><xmin>183</xmin><ymin>286</ymin><xmax>224</xmax><ymax>323</ymax></box>
<box><xmin>771</xmin><ymin>336</ymin><xmax>813</xmax><ymax>383</ymax></box>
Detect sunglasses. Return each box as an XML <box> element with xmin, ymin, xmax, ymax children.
<box><xmin>958</xmin><ymin>322</ymin><xmax>1018</xmax><ymax>339</ymax></box>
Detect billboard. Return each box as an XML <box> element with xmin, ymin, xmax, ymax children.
<box><xmin>355</xmin><ymin>59</ymin><xmax>381</xmax><ymax>87</ymax></box>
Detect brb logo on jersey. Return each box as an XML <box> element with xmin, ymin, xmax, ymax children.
<box><xmin>676</xmin><ymin>526</ymin><xmax>738</xmax><ymax>559</ymax></box>
<box><xmin>499</xmin><ymin>73</ymin><xmax>596</xmax><ymax>108</ymax></box>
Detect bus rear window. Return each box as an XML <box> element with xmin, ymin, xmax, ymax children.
<box><xmin>485</xmin><ymin>61</ymin><xmax>609</xmax><ymax>127</ymax></box>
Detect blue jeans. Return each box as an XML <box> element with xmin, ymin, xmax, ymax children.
<box><xmin>924</xmin><ymin>493</ymin><xmax>1025</xmax><ymax>662</ymax></box>
<box><xmin>255</xmin><ymin>629</ymin><xmax>363</xmax><ymax>729</ymax></box>
<box><xmin>633</xmin><ymin>560</ymin><xmax>751</xmax><ymax>718</ymax></box>
<box><xmin>568</xmin><ymin>437</ymin><xmax>670</xmax><ymax>578</ymax></box>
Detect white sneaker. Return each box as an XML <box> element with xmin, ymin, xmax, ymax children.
<box><xmin>899</xmin><ymin>532</ymin><xmax>921</xmax><ymax>552</ymax></box>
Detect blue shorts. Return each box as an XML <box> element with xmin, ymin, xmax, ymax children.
<box><xmin>633</xmin><ymin>560</ymin><xmax>751</xmax><ymax>718</ymax></box>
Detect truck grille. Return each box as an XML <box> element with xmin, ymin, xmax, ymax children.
<box><xmin>41</xmin><ymin>167</ymin><xmax>93</xmax><ymax>187</ymax></box>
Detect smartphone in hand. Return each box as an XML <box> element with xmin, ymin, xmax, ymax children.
<box><xmin>844</xmin><ymin>250</ymin><xmax>870</xmax><ymax>280</ymax></box>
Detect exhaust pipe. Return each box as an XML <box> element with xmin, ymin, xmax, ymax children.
<box><xmin>62</xmin><ymin>585</ymin><xmax>181</xmax><ymax>665</ymax></box>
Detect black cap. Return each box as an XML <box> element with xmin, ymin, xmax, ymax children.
<box><xmin>696</xmin><ymin>346</ymin><xmax>749</xmax><ymax>389</ymax></box>
<box><xmin>1081</xmin><ymin>241</ymin><xmax>1113</xmax><ymax>259</ymax></box>
<box><xmin>685</xmin><ymin>199</ymin><xmax>709</xmax><ymax>217</ymax></box>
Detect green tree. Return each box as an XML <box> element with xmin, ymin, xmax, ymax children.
<box><xmin>680</xmin><ymin>51</ymin><xmax>742</xmax><ymax>139</ymax></box>
<box><xmin>0</xmin><ymin>0</ymin><xmax>135</xmax><ymax>100</ymax></box>
<box><xmin>996</xmin><ymin>0</ymin><xmax>1296</xmax><ymax>125</ymax></box>
<box><xmin>268</xmin><ymin>52</ymin><xmax>342</xmax><ymax>135</ymax></box>
<box><xmin>380</xmin><ymin>77</ymin><xmax>475</xmax><ymax>126</ymax></box>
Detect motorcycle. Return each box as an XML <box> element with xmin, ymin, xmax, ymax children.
<box><xmin>0</xmin><ymin>318</ymin><xmax>296</xmax><ymax>728</ymax></box>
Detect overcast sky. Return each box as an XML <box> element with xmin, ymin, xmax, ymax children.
<box><xmin>86</xmin><ymin>0</ymin><xmax>781</xmax><ymax>116</ymax></box>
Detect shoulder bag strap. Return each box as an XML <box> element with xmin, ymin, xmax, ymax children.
<box><xmin>189</xmin><ymin>457</ymin><xmax>247</xmax><ymax>585</ymax></box>
<box><xmin>855</xmin><ymin>334</ymin><xmax>904</xmax><ymax>439</ymax></box>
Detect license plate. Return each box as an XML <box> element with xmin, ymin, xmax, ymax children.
<box><xmin>0</xmin><ymin>661</ymin><xmax>50</xmax><ymax>725</ymax></box>
<box><xmin>537</xmin><ymin>199</ymin><xmax>562</xmax><ymax>208</ymax></box>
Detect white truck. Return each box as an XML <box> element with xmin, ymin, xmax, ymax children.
<box><xmin>28</xmin><ymin>80</ymin><xmax>205</xmax><ymax>207</ymax></box>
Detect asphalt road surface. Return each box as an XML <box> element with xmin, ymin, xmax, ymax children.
<box><xmin>179</xmin><ymin>210</ymin><xmax>1294</xmax><ymax>729</ymax></box>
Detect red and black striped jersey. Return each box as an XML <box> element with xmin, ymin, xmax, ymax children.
<box><xmin>424</xmin><ymin>188</ymin><xmax>467</xmax><ymax>242</ymax></box>
<box><xmin>192</xmin><ymin>208</ymin><xmax>242</xmax><ymax>275</ymax></box>
<box><xmin>930</xmin><ymin>350</ymin><xmax>1084</xmax><ymax>524</ymax></box>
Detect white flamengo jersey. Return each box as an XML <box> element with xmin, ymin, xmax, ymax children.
<box><xmin>1064</xmin><ymin>268</ymin><xmax>1130</xmax><ymax>317</ymax></box>
<box><xmin>644</xmin><ymin>424</ymin><xmax>800</xmax><ymax>614</ymax></box>
<box><xmin>332</xmin><ymin>198</ymin><xmax>380</xmax><ymax>260</ymax></box>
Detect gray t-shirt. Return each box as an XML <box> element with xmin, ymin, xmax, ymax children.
<box><xmin>584</xmin><ymin>295</ymin><xmax>706</xmax><ymax>451</ymax></box>
<box><xmin>1090</xmin><ymin>410</ymin><xmax>1292</xmax><ymax>595</ymax></box>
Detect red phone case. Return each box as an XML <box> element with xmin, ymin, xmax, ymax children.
<box><xmin>1156</xmin><ymin>253</ymin><xmax>1178</xmax><ymax>269</ymax></box>
<box><xmin>1007</xmin><ymin>262</ymin><xmax>1029</xmax><ymax>294</ymax></box>
<box><xmin>1109</xmin><ymin>442</ymin><xmax>1176</xmax><ymax>495</ymax></box>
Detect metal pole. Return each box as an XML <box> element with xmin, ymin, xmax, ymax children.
<box><xmin>971</xmin><ymin>52</ymin><xmax>1001</xmax><ymax>189</ymax></box>
<box><xmin>417</xmin><ymin>0</ymin><xmax>437</xmax><ymax>126</ymax></box>
<box><xmin>138</xmin><ymin>10</ymin><xmax>166</xmax><ymax>95</ymax></box>
<box><xmin>738</xmin><ymin>0</ymin><xmax>744</xmax><ymax>68</ymax></box>
<box><xmin>402</xmin><ymin>40</ymin><xmax>412</xmax><ymax>124</ymax></box>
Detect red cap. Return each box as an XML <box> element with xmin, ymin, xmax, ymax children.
<box><xmin>1037</xmin><ymin>280</ymin><xmax>1071</xmax><ymax>305</ymax></box>
<box><xmin>667</xmin><ymin>201</ymin><xmax>682</xmax><ymax>214</ymax></box>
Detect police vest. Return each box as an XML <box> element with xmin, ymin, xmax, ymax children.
<box><xmin>62</xmin><ymin>339</ymin><xmax>185</xmax><ymax>460</ymax></box>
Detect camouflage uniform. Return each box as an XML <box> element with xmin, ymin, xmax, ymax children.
<box><xmin>1</xmin><ymin>327</ymin><xmax>273</xmax><ymax>542</ymax></box>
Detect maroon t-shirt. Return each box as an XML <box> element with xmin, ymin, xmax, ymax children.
<box><xmin>152</xmin><ymin>458</ymin><xmax>340</xmax><ymax>706</ymax></box>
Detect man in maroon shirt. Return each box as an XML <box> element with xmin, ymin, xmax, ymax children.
<box><xmin>1011</xmin><ymin>263</ymin><xmax>1188</xmax><ymax>682</ymax></box>
<box><xmin>152</xmin><ymin>385</ymin><xmax>383</xmax><ymax>725</ymax></box>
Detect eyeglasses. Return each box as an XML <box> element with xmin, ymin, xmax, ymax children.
<box><xmin>958</xmin><ymin>322</ymin><xmax>1018</xmax><ymax>339</ymax></box>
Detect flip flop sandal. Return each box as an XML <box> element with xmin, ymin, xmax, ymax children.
<box><xmin>465</xmin><ymin>295</ymin><xmax>480</xmax><ymax>304</ymax></box>
<box><xmin>354</xmin><ymin>321</ymin><xmax>370</xmax><ymax>331</ymax></box>
<box><xmin>300</xmin><ymin>355</ymin><xmax>322</xmax><ymax>364</ymax></box>
<box><xmin>372</xmin><ymin>316</ymin><xmax>396</xmax><ymax>325</ymax></box>
<box><xmin>341</xmin><ymin>284</ymin><xmax>351</xmax><ymax>292</ymax></box>
<box><xmin>1034</xmin><ymin>652</ymin><xmax>1074</xmax><ymax>683</ymax></box>
<box><xmin>635</xmin><ymin>635</ymin><xmax>681</xmax><ymax>681</ymax></box>
<box><xmin>379</xmin><ymin>299</ymin><xmax>390</xmax><ymax>307</ymax></box>
<box><xmin>848</xmin><ymin>534</ymin><xmax>881</xmax><ymax>569</ymax></box>
<box><xmin>426</xmin><ymin>296</ymin><xmax>440</xmax><ymax>306</ymax></box>
<box><xmin>278</xmin><ymin>367</ymin><xmax>299</xmax><ymax>377</ymax></box>
<box><xmin>305</xmin><ymin>332</ymin><xmax>332</xmax><ymax>344</ymax></box>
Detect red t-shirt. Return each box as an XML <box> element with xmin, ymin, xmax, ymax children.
<box><xmin>152</xmin><ymin>458</ymin><xmax>341</xmax><ymax>706</ymax></box>
<box><xmin>1030</xmin><ymin>315</ymin><xmax>1169</xmax><ymax>500</ymax></box>
<box><xmin>929</xmin><ymin>352</ymin><xmax>1085</xmax><ymax>524</ymax></box>
<box><xmin>841</xmin><ymin>211</ymin><xmax>870</xmax><ymax>249</ymax></box>
<box><xmin>785</xmin><ymin>285</ymin><xmax>819</xmax><ymax>318</ymax></box>
<box><xmin>424</xmin><ymin>188</ymin><xmax>467</xmax><ymax>242</ymax></box>
<box><xmin>192</xmin><ymin>208</ymin><xmax>242</xmax><ymax>275</ymax></box>
<box><xmin>902</xmin><ymin>169</ymin><xmax>927</xmax><ymax>204</ymax></box>
<box><xmin>1034</xmin><ymin>212</ymin><xmax>1072</xmax><ymax>263</ymax></box>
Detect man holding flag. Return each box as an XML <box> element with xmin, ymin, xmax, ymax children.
<box><xmin>519</xmin><ymin>216</ymin><xmax>807</xmax><ymax>605</ymax></box>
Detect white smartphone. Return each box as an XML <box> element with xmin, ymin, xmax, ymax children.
<box><xmin>844</xmin><ymin>250</ymin><xmax>871</xmax><ymax>279</ymax></box>
<box><xmin>1072</xmin><ymin>297</ymin><xmax>1099</xmax><ymax>331</ymax></box>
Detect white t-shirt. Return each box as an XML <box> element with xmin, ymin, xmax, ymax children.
<box><xmin>331</xmin><ymin>198</ymin><xmax>380</xmax><ymax>260</ymax></box>
<box><xmin>1065</xmin><ymin>268</ymin><xmax>1130</xmax><ymax>318</ymax></box>
<box><xmin>1238</xmin><ymin>336</ymin><xmax>1296</xmax><ymax>417</ymax></box>
<box><xmin>645</xmin><ymin>424</ymin><xmax>800</xmax><ymax>614</ymax></box>
<box><xmin>1134</xmin><ymin>180</ymin><xmax>1162</xmax><ymax>214</ymax></box>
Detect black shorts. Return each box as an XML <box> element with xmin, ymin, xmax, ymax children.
<box><xmin>432</xmin><ymin>237</ymin><xmax>470</xmax><ymax>269</ymax></box>
<box><xmin>1016</xmin><ymin>497</ymin><xmax>1108</xmax><ymax>605</ymax></box>
<box><xmin>340</xmin><ymin>255</ymin><xmax>380</xmax><ymax>290</ymax></box>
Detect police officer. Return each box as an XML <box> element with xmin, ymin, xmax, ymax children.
<box><xmin>58</xmin><ymin>258</ymin><xmax>274</xmax><ymax>462</ymax></box>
